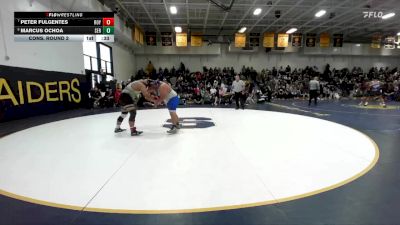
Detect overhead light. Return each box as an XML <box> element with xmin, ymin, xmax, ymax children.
<box><xmin>356</xmin><ymin>44</ymin><xmax>361</xmax><ymax>47</ymax></box>
<box><xmin>253</xmin><ymin>8</ymin><xmax>262</xmax><ymax>15</ymax></box>
<box><xmin>382</xmin><ymin>12</ymin><xmax>395</xmax><ymax>19</ymax></box>
<box><xmin>238</xmin><ymin>27</ymin><xmax>247</xmax><ymax>33</ymax></box>
<box><xmin>170</xmin><ymin>6</ymin><xmax>177</xmax><ymax>14</ymax></box>
<box><xmin>174</xmin><ymin>26</ymin><xmax>182</xmax><ymax>33</ymax></box>
<box><xmin>286</xmin><ymin>28</ymin><xmax>297</xmax><ymax>34</ymax></box>
<box><xmin>315</xmin><ymin>10</ymin><xmax>326</xmax><ymax>17</ymax></box>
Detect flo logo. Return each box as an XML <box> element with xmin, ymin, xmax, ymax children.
<box><xmin>363</xmin><ymin>11</ymin><xmax>383</xmax><ymax>18</ymax></box>
<box><xmin>163</xmin><ymin>117</ymin><xmax>215</xmax><ymax>129</ymax></box>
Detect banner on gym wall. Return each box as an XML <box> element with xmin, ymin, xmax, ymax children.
<box><xmin>371</xmin><ymin>34</ymin><xmax>381</xmax><ymax>49</ymax></box>
<box><xmin>161</xmin><ymin>32</ymin><xmax>173</xmax><ymax>46</ymax></box>
<box><xmin>235</xmin><ymin>33</ymin><xmax>246</xmax><ymax>48</ymax></box>
<box><xmin>306</xmin><ymin>33</ymin><xmax>316</xmax><ymax>47</ymax></box>
<box><xmin>320</xmin><ymin>32</ymin><xmax>330</xmax><ymax>47</ymax></box>
<box><xmin>277</xmin><ymin>33</ymin><xmax>289</xmax><ymax>47</ymax></box>
<box><xmin>134</xmin><ymin>26</ymin><xmax>140</xmax><ymax>44</ymax></box>
<box><xmin>139</xmin><ymin>31</ymin><xmax>144</xmax><ymax>45</ymax></box>
<box><xmin>384</xmin><ymin>36</ymin><xmax>395</xmax><ymax>49</ymax></box>
<box><xmin>176</xmin><ymin>33</ymin><xmax>188</xmax><ymax>47</ymax></box>
<box><xmin>191</xmin><ymin>33</ymin><xmax>202</xmax><ymax>47</ymax></box>
<box><xmin>333</xmin><ymin>34</ymin><xmax>343</xmax><ymax>47</ymax></box>
<box><xmin>0</xmin><ymin>65</ymin><xmax>89</xmax><ymax>122</ymax></box>
<box><xmin>263</xmin><ymin>32</ymin><xmax>274</xmax><ymax>48</ymax></box>
<box><xmin>397</xmin><ymin>35</ymin><xmax>400</xmax><ymax>49</ymax></box>
<box><xmin>146</xmin><ymin>32</ymin><xmax>157</xmax><ymax>46</ymax></box>
<box><xmin>249</xmin><ymin>33</ymin><xmax>260</xmax><ymax>47</ymax></box>
<box><xmin>396</xmin><ymin>35</ymin><xmax>400</xmax><ymax>49</ymax></box>
<box><xmin>291</xmin><ymin>33</ymin><xmax>302</xmax><ymax>47</ymax></box>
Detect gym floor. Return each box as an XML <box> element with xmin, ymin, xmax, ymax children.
<box><xmin>0</xmin><ymin>100</ymin><xmax>399</xmax><ymax>225</ymax></box>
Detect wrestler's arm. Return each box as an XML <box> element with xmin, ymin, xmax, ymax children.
<box><xmin>156</xmin><ymin>84</ymin><xmax>170</xmax><ymax>105</ymax></box>
<box><xmin>136</xmin><ymin>83</ymin><xmax>158</xmax><ymax>103</ymax></box>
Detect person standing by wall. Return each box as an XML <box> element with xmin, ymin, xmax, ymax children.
<box><xmin>146</xmin><ymin>61</ymin><xmax>154</xmax><ymax>76</ymax></box>
<box><xmin>309</xmin><ymin>76</ymin><xmax>320</xmax><ymax>106</ymax></box>
<box><xmin>114</xmin><ymin>83</ymin><xmax>122</xmax><ymax>106</ymax></box>
<box><xmin>231</xmin><ymin>75</ymin><xmax>246</xmax><ymax>109</ymax></box>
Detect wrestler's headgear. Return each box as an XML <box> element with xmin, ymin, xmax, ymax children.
<box><xmin>147</xmin><ymin>79</ymin><xmax>160</xmax><ymax>88</ymax></box>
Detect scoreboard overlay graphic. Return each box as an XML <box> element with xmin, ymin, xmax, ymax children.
<box><xmin>14</xmin><ymin>12</ymin><xmax>114</xmax><ymax>42</ymax></box>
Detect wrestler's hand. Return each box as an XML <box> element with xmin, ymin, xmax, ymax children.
<box><xmin>151</xmin><ymin>95</ymin><xmax>159</xmax><ymax>103</ymax></box>
<box><xmin>153</xmin><ymin>98</ymin><xmax>163</xmax><ymax>107</ymax></box>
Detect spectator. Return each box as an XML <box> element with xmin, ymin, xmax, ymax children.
<box><xmin>146</xmin><ymin>61</ymin><xmax>154</xmax><ymax>75</ymax></box>
<box><xmin>232</xmin><ymin>75</ymin><xmax>246</xmax><ymax>109</ymax></box>
<box><xmin>114</xmin><ymin>83</ymin><xmax>122</xmax><ymax>106</ymax></box>
<box><xmin>136</xmin><ymin>68</ymin><xmax>145</xmax><ymax>79</ymax></box>
<box><xmin>100</xmin><ymin>88</ymin><xmax>114</xmax><ymax>108</ymax></box>
<box><xmin>194</xmin><ymin>92</ymin><xmax>203</xmax><ymax>104</ymax></box>
<box><xmin>179</xmin><ymin>62</ymin><xmax>186</xmax><ymax>73</ymax></box>
<box><xmin>89</xmin><ymin>85</ymin><xmax>102</xmax><ymax>108</ymax></box>
<box><xmin>309</xmin><ymin>76</ymin><xmax>320</xmax><ymax>106</ymax></box>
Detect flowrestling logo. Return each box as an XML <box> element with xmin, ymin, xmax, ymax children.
<box><xmin>363</xmin><ymin>11</ymin><xmax>384</xmax><ymax>18</ymax></box>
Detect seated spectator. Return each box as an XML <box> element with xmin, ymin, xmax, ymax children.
<box><xmin>219</xmin><ymin>86</ymin><xmax>233</xmax><ymax>105</ymax></box>
<box><xmin>193</xmin><ymin>85</ymin><xmax>200</xmax><ymax>96</ymax></box>
<box><xmin>203</xmin><ymin>89</ymin><xmax>213</xmax><ymax>104</ymax></box>
<box><xmin>136</xmin><ymin>68</ymin><xmax>145</xmax><ymax>79</ymax></box>
<box><xmin>246</xmin><ymin>88</ymin><xmax>256</xmax><ymax>105</ymax></box>
<box><xmin>213</xmin><ymin>79</ymin><xmax>219</xmax><ymax>88</ymax></box>
<box><xmin>194</xmin><ymin>92</ymin><xmax>203</xmax><ymax>104</ymax></box>
<box><xmin>384</xmin><ymin>82</ymin><xmax>396</xmax><ymax>101</ymax></box>
<box><xmin>100</xmin><ymin>88</ymin><xmax>114</xmax><ymax>108</ymax></box>
<box><xmin>89</xmin><ymin>86</ymin><xmax>102</xmax><ymax>108</ymax></box>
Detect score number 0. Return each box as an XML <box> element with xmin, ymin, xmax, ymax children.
<box><xmin>103</xmin><ymin>18</ymin><xmax>114</xmax><ymax>26</ymax></box>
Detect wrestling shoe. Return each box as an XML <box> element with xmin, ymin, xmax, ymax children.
<box><xmin>167</xmin><ymin>125</ymin><xmax>178</xmax><ymax>134</ymax></box>
<box><xmin>114</xmin><ymin>128</ymin><xmax>126</xmax><ymax>133</ymax></box>
<box><xmin>364</xmin><ymin>102</ymin><xmax>368</xmax><ymax>106</ymax></box>
<box><xmin>131</xmin><ymin>128</ymin><xmax>143</xmax><ymax>136</ymax></box>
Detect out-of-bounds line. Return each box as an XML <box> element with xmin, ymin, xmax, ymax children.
<box><xmin>291</xmin><ymin>102</ymin><xmax>400</xmax><ymax>117</ymax></box>
<box><xmin>70</xmin><ymin>143</ymin><xmax>143</xmax><ymax>224</ymax></box>
<box><xmin>266</xmin><ymin>102</ymin><xmax>330</xmax><ymax>117</ymax></box>
<box><xmin>364</xmin><ymin>128</ymin><xmax>400</xmax><ymax>132</ymax></box>
<box><xmin>341</xmin><ymin>104</ymin><xmax>400</xmax><ymax>110</ymax></box>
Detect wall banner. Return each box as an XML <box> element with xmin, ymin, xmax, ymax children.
<box><xmin>0</xmin><ymin>65</ymin><xmax>88</xmax><ymax>122</ymax></box>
